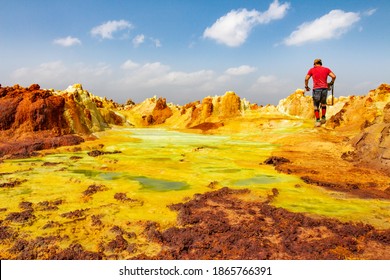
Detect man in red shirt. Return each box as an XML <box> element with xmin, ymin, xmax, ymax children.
<box><xmin>305</xmin><ymin>59</ymin><xmax>336</xmax><ymax>126</ymax></box>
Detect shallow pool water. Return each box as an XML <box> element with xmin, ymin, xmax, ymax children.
<box><xmin>231</xmin><ymin>174</ymin><xmax>283</xmax><ymax>186</ymax></box>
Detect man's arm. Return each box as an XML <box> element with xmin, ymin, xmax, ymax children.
<box><xmin>329</xmin><ymin>72</ymin><xmax>336</xmax><ymax>84</ymax></box>
<box><xmin>305</xmin><ymin>74</ymin><xmax>311</xmax><ymax>91</ymax></box>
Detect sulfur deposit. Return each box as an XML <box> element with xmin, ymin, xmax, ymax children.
<box><xmin>1</xmin><ymin>83</ymin><xmax>390</xmax><ymax>260</ymax></box>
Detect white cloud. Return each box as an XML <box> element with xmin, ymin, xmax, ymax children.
<box><xmin>131</xmin><ymin>34</ymin><xmax>161</xmax><ymax>48</ymax></box>
<box><xmin>283</xmin><ymin>10</ymin><xmax>361</xmax><ymax>46</ymax></box>
<box><xmin>53</xmin><ymin>36</ymin><xmax>81</xmax><ymax>47</ymax></box>
<box><xmin>151</xmin><ymin>70</ymin><xmax>215</xmax><ymax>87</ymax></box>
<box><xmin>248</xmin><ymin>74</ymin><xmax>292</xmax><ymax>104</ymax></box>
<box><xmin>364</xmin><ymin>8</ymin><xmax>377</xmax><ymax>16</ymax></box>
<box><xmin>116</xmin><ymin>60</ymin><xmax>219</xmax><ymax>103</ymax></box>
<box><xmin>11</xmin><ymin>61</ymin><xmax>112</xmax><ymax>89</ymax></box>
<box><xmin>140</xmin><ymin>62</ymin><xmax>170</xmax><ymax>75</ymax></box>
<box><xmin>120</xmin><ymin>61</ymin><xmax>214</xmax><ymax>88</ymax></box>
<box><xmin>150</xmin><ymin>38</ymin><xmax>162</xmax><ymax>48</ymax></box>
<box><xmin>203</xmin><ymin>9</ymin><xmax>260</xmax><ymax>47</ymax></box>
<box><xmin>132</xmin><ymin>34</ymin><xmax>145</xmax><ymax>47</ymax></box>
<box><xmin>256</xmin><ymin>75</ymin><xmax>277</xmax><ymax>84</ymax></box>
<box><xmin>12</xmin><ymin>67</ymin><xmax>30</xmax><ymax>78</ymax></box>
<box><xmin>225</xmin><ymin>65</ymin><xmax>257</xmax><ymax>76</ymax></box>
<box><xmin>77</xmin><ymin>62</ymin><xmax>112</xmax><ymax>77</ymax></box>
<box><xmin>257</xmin><ymin>0</ymin><xmax>291</xmax><ymax>23</ymax></box>
<box><xmin>119</xmin><ymin>62</ymin><xmax>170</xmax><ymax>86</ymax></box>
<box><xmin>121</xmin><ymin>59</ymin><xmax>139</xmax><ymax>70</ymax></box>
<box><xmin>203</xmin><ymin>0</ymin><xmax>290</xmax><ymax>47</ymax></box>
<box><xmin>36</xmin><ymin>61</ymin><xmax>67</xmax><ymax>76</ymax></box>
<box><xmin>11</xmin><ymin>61</ymin><xmax>68</xmax><ymax>87</ymax></box>
<box><xmin>91</xmin><ymin>20</ymin><xmax>133</xmax><ymax>39</ymax></box>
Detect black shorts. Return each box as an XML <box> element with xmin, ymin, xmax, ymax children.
<box><xmin>312</xmin><ymin>88</ymin><xmax>328</xmax><ymax>108</ymax></box>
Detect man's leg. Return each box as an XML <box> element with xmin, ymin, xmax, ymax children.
<box><xmin>320</xmin><ymin>89</ymin><xmax>328</xmax><ymax>123</ymax></box>
<box><xmin>321</xmin><ymin>105</ymin><xmax>326</xmax><ymax>123</ymax></box>
<box><xmin>313</xmin><ymin>89</ymin><xmax>322</xmax><ymax>126</ymax></box>
<box><xmin>315</xmin><ymin>108</ymin><xmax>320</xmax><ymax>120</ymax></box>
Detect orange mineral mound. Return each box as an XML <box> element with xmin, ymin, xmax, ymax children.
<box><xmin>0</xmin><ymin>84</ymin><xmax>122</xmax><ymax>158</ymax></box>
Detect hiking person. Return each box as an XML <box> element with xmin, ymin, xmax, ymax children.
<box><xmin>305</xmin><ymin>59</ymin><xmax>336</xmax><ymax>127</ymax></box>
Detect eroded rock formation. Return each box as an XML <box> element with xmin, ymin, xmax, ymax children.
<box><xmin>337</xmin><ymin>84</ymin><xmax>390</xmax><ymax>174</ymax></box>
<box><xmin>0</xmin><ymin>84</ymin><xmax>121</xmax><ymax>158</ymax></box>
<box><xmin>120</xmin><ymin>91</ymin><xmax>243</xmax><ymax>129</ymax></box>
<box><xmin>276</xmin><ymin>89</ymin><xmax>314</xmax><ymax>119</ymax></box>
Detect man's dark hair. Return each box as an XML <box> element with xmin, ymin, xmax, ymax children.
<box><xmin>314</xmin><ymin>59</ymin><xmax>322</xmax><ymax>66</ymax></box>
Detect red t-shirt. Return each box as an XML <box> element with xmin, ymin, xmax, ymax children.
<box><xmin>307</xmin><ymin>66</ymin><xmax>332</xmax><ymax>89</ymax></box>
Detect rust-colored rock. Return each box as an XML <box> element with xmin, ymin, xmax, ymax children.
<box><xmin>151</xmin><ymin>98</ymin><xmax>173</xmax><ymax>124</ymax></box>
<box><xmin>0</xmin><ymin>134</ymin><xmax>84</xmax><ymax>158</ymax></box>
<box><xmin>0</xmin><ymin>85</ymin><xmax>68</xmax><ymax>134</ymax></box>
<box><xmin>6</xmin><ymin>210</ymin><xmax>35</xmax><ymax>223</ymax></box>
<box><xmin>140</xmin><ymin>188</ymin><xmax>390</xmax><ymax>260</ymax></box>
<box><xmin>0</xmin><ymin>84</ymin><xmax>121</xmax><ymax>158</ymax></box>
<box><xmin>51</xmin><ymin>243</ymin><xmax>103</xmax><ymax>260</ymax></box>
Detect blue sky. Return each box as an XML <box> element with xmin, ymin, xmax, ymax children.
<box><xmin>1</xmin><ymin>0</ymin><xmax>389</xmax><ymax>105</ymax></box>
